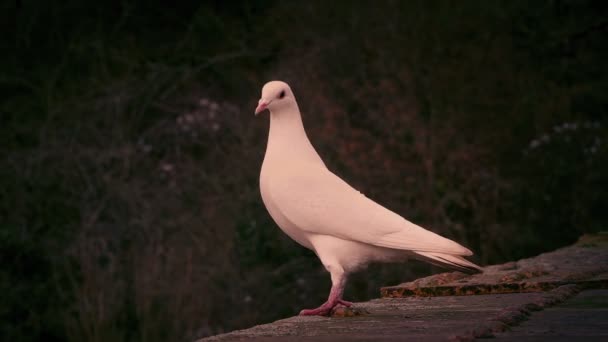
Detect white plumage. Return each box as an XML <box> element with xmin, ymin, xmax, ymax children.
<box><xmin>255</xmin><ymin>80</ymin><xmax>481</xmax><ymax>316</ymax></box>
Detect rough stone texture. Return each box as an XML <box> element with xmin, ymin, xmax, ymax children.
<box><xmin>199</xmin><ymin>286</ymin><xmax>584</xmax><ymax>341</ymax></box>
<box><xmin>451</xmin><ymin>284</ymin><xmax>582</xmax><ymax>342</ymax></box>
<box><xmin>198</xmin><ymin>234</ymin><xmax>608</xmax><ymax>341</ymax></box>
<box><xmin>494</xmin><ymin>289</ymin><xmax>608</xmax><ymax>341</ymax></box>
<box><xmin>382</xmin><ymin>233</ymin><xmax>608</xmax><ymax>298</ymax></box>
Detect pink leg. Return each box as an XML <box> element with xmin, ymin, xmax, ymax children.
<box><xmin>299</xmin><ymin>268</ymin><xmax>351</xmax><ymax>316</ymax></box>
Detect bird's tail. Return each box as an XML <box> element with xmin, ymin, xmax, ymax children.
<box><xmin>414</xmin><ymin>251</ymin><xmax>483</xmax><ymax>274</ymax></box>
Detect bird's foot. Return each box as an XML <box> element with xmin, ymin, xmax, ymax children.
<box><xmin>299</xmin><ymin>298</ymin><xmax>352</xmax><ymax>316</ymax></box>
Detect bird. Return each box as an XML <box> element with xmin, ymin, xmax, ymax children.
<box><xmin>255</xmin><ymin>80</ymin><xmax>482</xmax><ymax>316</ymax></box>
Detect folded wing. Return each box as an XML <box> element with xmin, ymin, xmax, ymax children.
<box><xmin>268</xmin><ymin>165</ymin><xmax>473</xmax><ymax>256</ymax></box>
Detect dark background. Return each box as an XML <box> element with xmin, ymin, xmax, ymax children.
<box><xmin>1</xmin><ymin>1</ymin><xmax>607</xmax><ymax>341</ymax></box>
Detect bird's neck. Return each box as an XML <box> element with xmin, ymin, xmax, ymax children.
<box><xmin>265</xmin><ymin>106</ymin><xmax>325</xmax><ymax>167</ymax></box>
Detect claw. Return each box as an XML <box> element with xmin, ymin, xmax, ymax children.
<box><xmin>299</xmin><ymin>266</ymin><xmax>351</xmax><ymax>316</ymax></box>
<box><xmin>299</xmin><ymin>299</ymin><xmax>353</xmax><ymax>316</ymax></box>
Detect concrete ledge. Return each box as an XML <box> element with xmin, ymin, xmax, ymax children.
<box><xmin>198</xmin><ymin>234</ymin><xmax>608</xmax><ymax>341</ymax></box>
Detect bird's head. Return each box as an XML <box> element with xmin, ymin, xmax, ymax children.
<box><xmin>255</xmin><ymin>81</ymin><xmax>295</xmax><ymax>115</ymax></box>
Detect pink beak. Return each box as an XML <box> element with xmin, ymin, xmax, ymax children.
<box><xmin>255</xmin><ymin>99</ymin><xmax>269</xmax><ymax>115</ymax></box>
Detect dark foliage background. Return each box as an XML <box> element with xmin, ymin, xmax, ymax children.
<box><xmin>1</xmin><ymin>1</ymin><xmax>607</xmax><ymax>341</ymax></box>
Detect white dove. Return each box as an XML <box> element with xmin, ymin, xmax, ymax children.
<box><xmin>255</xmin><ymin>80</ymin><xmax>481</xmax><ymax>316</ymax></box>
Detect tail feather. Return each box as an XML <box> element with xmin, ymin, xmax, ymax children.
<box><xmin>414</xmin><ymin>251</ymin><xmax>483</xmax><ymax>274</ymax></box>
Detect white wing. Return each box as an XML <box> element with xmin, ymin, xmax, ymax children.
<box><xmin>267</xmin><ymin>164</ymin><xmax>472</xmax><ymax>256</ymax></box>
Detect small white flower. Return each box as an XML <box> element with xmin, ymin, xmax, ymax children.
<box><xmin>529</xmin><ymin>140</ymin><xmax>540</xmax><ymax>149</ymax></box>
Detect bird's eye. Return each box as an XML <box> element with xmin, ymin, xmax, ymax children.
<box><xmin>278</xmin><ymin>90</ymin><xmax>285</xmax><ymax>99</ymax></box>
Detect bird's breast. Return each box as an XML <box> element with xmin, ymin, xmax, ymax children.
<box><xmin>260</xmin><ymin>166</ymin><xmax>314</xmax><ymax>250</ymax></box>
